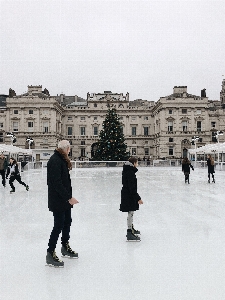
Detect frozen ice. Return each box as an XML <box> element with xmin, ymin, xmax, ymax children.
<box><xmin>1</xmin><ymin>166</ymin><xmax>225</xmax><ymax>300</ymax></box>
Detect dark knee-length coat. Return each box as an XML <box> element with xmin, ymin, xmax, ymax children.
<box><xmin>182</xmin><ymin>162</ymin><xmax>194</xmax><ymax>174</ymax></box>
<box><xmin>120</xmin><ymin>162</ymin><xmax>141</xmax><ymax>212</ymax></box>
<box><xmin>47</xmin><ymin>150</ymin><xmax>72</xmax><ymax>212</ymax></box>
<box><xmin>207</xmin><ymin>158</ymin><xmax>215</xmax><ymax>174</ymax></box>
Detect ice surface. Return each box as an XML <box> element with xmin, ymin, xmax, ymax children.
<box><xmin>1</xmin><ymin>166</ymin><xmax>225</xmax><ymax>300</ymax></box>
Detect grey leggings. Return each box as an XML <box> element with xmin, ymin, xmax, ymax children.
<box><xmin>127</xmin><ymin>211</ymin><xmax>134</xmax><ymax>229</ymax></box>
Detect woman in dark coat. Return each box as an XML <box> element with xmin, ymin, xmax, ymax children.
<box><xmin>182</xmin><ymin>157</ymin><xmax>194</xmax><ymax>184</ymax></box>
<box><xmin>46</xmin><ymin>140</ymin><xmax>79</xmax><ymax>267</ymax></box>
<box><xmin>207</xmin><ymin>154</ymin><xmax>215</xmax><ymax>183</ymax></box>
<box><xmin>120</xmin><ymin>156</ymin><xmax>143</xmax><ymax>241</ymax></box>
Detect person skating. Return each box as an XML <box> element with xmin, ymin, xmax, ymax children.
<box><xmin>46</xmin><ymin>140</ymin><xmax>79</xmax><ymax>268</ymax></box>
<box><xmin>120</xmin><ymin>156</ymin><xmax>143</xmax><ymax>242</ymax></box>
<box><xmin>182</xmin><ymin>157</ymin><xmax>194</xmax><ymax>184</ymax></box>
<box><xmin>207</xmin><ymin>154</ymin><xmax>215</xmax><ymax>183</ymax></box>
<box><xmin>6</xmin><ymin>158</ymin><xmax>29</xmax><ymax>193</ymax></box>
<box><xmin>0</xmin><ymin>153</ymin><xmax>8</xmax><ymax>187</ymax></box>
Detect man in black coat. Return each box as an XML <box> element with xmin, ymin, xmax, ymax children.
<box><xmin>46</xmin><ymin>140</ymin><xmax>79</xmax><ymax>267</ymax></box>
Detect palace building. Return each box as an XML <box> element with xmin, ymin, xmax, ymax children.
<box><xmin>0</xmin><ymin>80</ymin><xmax>225</xmax><ymax>161</ymax></box>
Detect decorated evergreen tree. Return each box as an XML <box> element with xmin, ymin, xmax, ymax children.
<box><xmin>93</xmin><ymin>108</ymin><xmax>129</xmax><ymax>161</ymax></box>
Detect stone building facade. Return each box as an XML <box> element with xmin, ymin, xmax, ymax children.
<box><xmin>0</xmin><ymin>81</ymin><xmax>225</xmax><ymax>161</ymax></box>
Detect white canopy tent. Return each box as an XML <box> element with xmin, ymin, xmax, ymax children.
<box><xmin>188</xmin><ymin>143</ymin><xmax>225</xmax><ymax>170</ymax></box>
<box><xmin>188</xmin><ymin>142</ymin><xmax>225</xmax><ymax>155</ymax></box>
<box><xmin>0</xmin><ymin>144</ymin><xmax>32</xmax><ymax>155</ymax></box>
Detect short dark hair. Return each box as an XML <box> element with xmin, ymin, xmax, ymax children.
<box><xmin>128</xmin><ymin>156</ymin><xmax>138</xmax><ymax>165</ymax></box>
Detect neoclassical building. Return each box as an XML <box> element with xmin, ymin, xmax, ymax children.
<box><xmin>0</xmin><ymin>80</ymin><xmax>225</xmax><ymax>161</ymax></box>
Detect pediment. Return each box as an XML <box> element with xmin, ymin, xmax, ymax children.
<box><xmin>180</xmin><ymin>117</ymin><xmax>190</xmax><ymax>120</ymax></box>
<box><xmin>194</xmin><ymin>116</ymin><xmax>204</xmax><ymax>120</ymax></box>
<box><xmin>166</xmin><ymin>117</ymin><xmax>175</xmax><ymax>121</ymax></box>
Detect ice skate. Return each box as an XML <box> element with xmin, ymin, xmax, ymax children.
<box><xmin>61</xmin><ymin>242</ymin><xmax>78</xmax><ymax>258</ymax></box>
<box><xmin>126</xmin><ymin>229</ymin><xmax>141</xmax><ymax>242</ymax></box>
<box><xmin>208</xmin><ymin>179</ymin><xmax>210</xmax><ymax>183</ymax></box>
<box><xmin>212</xmin><ymin>179</ymin><xmax>215</xmax><ymax>183</ymax></box>
<box><xmin>46</xmin><ymin>251</ymin><xmax>64</xmax><ymax>267</ymax></box>
<box><xmin>10</xmin><ymin>188</ymin><xmax>15</xmax><ymax>193</ymax></box>
<box><xmin>132</xmin><ymin>224</ymin><xmax>140</xmax><ymax>235</ymax></box>
<box><xmin>26</xmin><ymin>185</ymin><xmax>29</xmax><ymax>191</ymax></box>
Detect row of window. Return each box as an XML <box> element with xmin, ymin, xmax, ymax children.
<box><xmin>11</xmin><ymin>108</ymin><xmax>204</xmax><ymax>116</ymax></box>
<box><xmin>13</xmin><ymin>109</ymin><xmax>34</xmax><ymax>114</ymax></box>
<box><xmin>12</xmin><ymin>109</ymin><xmax>50</xmax><ymax>116</ymax></box>
<box><xmin>167</xmin><ymin>121</ymin><xmax>202</xmax><ymax>132</ymax></box>
<box><xmin>67</xmin><ymin>126</ymin><xmax>150</xmax><ymax>136</ymax></box>
<box><xmin>12</xmin><ymin>121</ymin><xmax>49</xmax><ymax>133</ymax></box>
<box><xmin>67</xmin><ymin>116</ymin><xmax>149</xmax><ymax>121</ymax></box>
<box><xmin>11</xmin><ymin>110</ymin><xmax>150</xmax><ymax>121</ymax></box>
<box><xmin>168</xmin><ymin>109</ymin><xmax>202</xmax><ymax>114</ymax></box>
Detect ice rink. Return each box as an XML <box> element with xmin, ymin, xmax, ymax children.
<box><xmin>1</xmin><ymin>165</ymin><xmax>225</xmax><ymax>300</ymax></box>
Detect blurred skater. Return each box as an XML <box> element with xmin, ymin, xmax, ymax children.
<box><xmin>0</xmin><ymin>153</ymin><xmax>8</xmax><ymax>187</ymax></box>
<box><xmin>46</xmin><ymin>140</ymin><xmax>79</xmax><ymax>268</ymax></box>
<box><xmin>182</xmin><ymin>157</ymin><xmax>194</xmax><ymax>184</ymax></box>
<box><xmin>120</xmin><ymin>156</ymin><xmax>143</xmax><ymax>241</ymax></box>
<box><xmin>207</xmin><ymin>154</ymin><xmax>215</xmax><ymax>183</ymax></box>
<box><xmin>6</xmin><ymin>158</ymin><xmax>29</xmax><ymax>193</ymax></box>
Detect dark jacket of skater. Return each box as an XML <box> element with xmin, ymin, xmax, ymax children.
<box><xmin>207</xmin><ymin>155</ymin><xmax>215</xmax><ymax>174</ymax></box>
<box><xmin>6</xmin><ymin>157</ymin><xmax>29</xmax><ymax>192</ymax></box>
<box><xmin>207</xmin><ymin>154</ymin><xmax>215</xmax><ymax>183</ymax></box>
<box><xmin>120</xmin><ymin>157</ymin><xmax>143</xmax><ymax>242</ymax></box>
<box><xmin>182</xmin><ymin>158</ymin><xmax>194</xmax><ymax>174</ymax></box>
<box><xmin>47</xmin><ymin>150</ymin><xmax>73</xmax><ymax>212</ymax></box>
<box><xmin>120</xmin><ymin>161</ymin><xmax>141</xmax><ymax>212</ymax></box>
<box><xmin>46</xmin><ymin>140</ymin><xmax>79</xmax><ymax>268</ymax></box>
<box><xmin>182</xmin><ymin>157</ymin><xmax>194</xmax><ymax>184</ymax></box>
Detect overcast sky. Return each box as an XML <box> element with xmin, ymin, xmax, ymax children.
<box><xmin>0</xmin><ymin>0</ymin><xmax>224</xmax><ymax>101</ymax></box>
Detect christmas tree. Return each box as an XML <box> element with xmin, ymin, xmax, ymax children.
<box><xmin>93</xmin><ymin>108</ymin><xmax>129</xmax><ymax>161</ymax></box>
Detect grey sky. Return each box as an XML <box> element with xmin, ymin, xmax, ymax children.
<box><xmin>0</xmin><ymin>0</ymin><xmax>224</xmax><ymax>101</ymax></box>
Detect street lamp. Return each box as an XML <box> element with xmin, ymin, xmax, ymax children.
<box><xmin>216</xmin><ymin>130</ymin><xmax>224</xmax><ymax>168</ymax></box>
<box><xmin>191</xmin><ymin>136</ymin><xmax>199</xmax><ymax>167</ymax></box>
<box><xmin>6</xmin><ymin>132</ymin><xmax>16</xmax><ymax>145</ymax></box>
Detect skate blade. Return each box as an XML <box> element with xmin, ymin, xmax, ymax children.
<box><xmin>126</xmin><ymin>240</ymin><xmax>141</xmax><ymax>242</ymax></box>
<box><xmin>45</xmin><ymin>263</ymin><xmax>64</xmax><ymax>268</ymax></box>
<box><xmin>61</xmin><ymin>255</ymin><xmax>79</xmax><ymax>259</ymax></box>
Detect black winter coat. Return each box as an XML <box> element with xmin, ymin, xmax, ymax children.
<box><xmin>182</xmin><ymin>162</ymin><xmax>194</xmax><ymax>174</ymax></box>
<box><xmin>120</xmin><ymin>163</ymin><xmax>141</xmax><ymax>212</ymax></box>
<box><xmin>47</xmin><ymin>150</ymin><xmax>73</xmax><ymax>212</ymax></box>
<box><xmin>207</xmin><ymin>158</ymin><xmax>215</xmax><ymax>174</ymax></box>
<box><xmin>6</xmin><ymin>163</ymin><xmax>20</xmax><ymax>177</ymax></box>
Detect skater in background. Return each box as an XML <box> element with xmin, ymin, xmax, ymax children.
<box><xmin>0</xmin><ymin>153</ymin><xmax>8</xmax><ymax>187</ymax></box>
<box><xmin>46</xmin><ymin>140</ymin><xmax>79</xmax><ymax>268</ymax></box>
<box><xmin>207</xmin><ymin>154</ymin><xmax>215</xmax><ymax>183</ymax></box>
<box><xmin>120</xmin><ymin>156</ymin><xmax>143</xmax><ymax>241</ymax></box>
<box><xmin>6</xmin><ymin>158</ymin><xmax>29</xmax><ymax>193</ymax></box>
<box><xmin>182</xmin><ymin>157</ymin><xmax>194</xmax><ymax>184</ymax></box>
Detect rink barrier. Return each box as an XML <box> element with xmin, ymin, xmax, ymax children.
<box><xmin>21</xmin><ymin>160</ymin><xmax>225</xmax><ymax>171</ymax></box>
